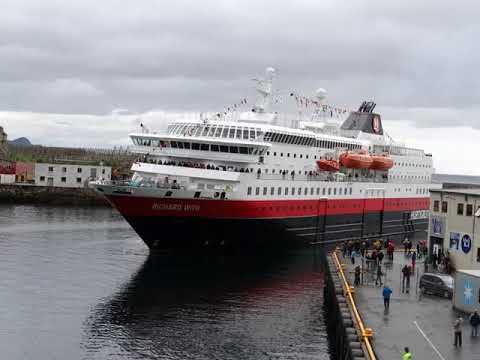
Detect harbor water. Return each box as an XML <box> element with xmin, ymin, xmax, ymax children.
<box><xmin>0</xmin><ymin>204</ymin><xmax>332</xmax><ymax>359</ymax></box>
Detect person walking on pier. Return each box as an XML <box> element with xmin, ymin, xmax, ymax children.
<box><xmin>382</xmin><ymin>284</ymin><xmax>392</xmax><ymax>310</ymax></box>
<box><xmin>454</xmin><ymin>317</ymin><xmax>463</xmax><ymax>347</ymax></box>
<box><xmin>401</xmin><ymin>264</ymin><xmax>411</xmax><ymax>293</ymax></box>
<box><xmin>403</xmin><ymin>347</ymin><xmax>412</xmax><ymax>360</ymax></box>
<box><xmin>375</xmin><ymin>264</ymin><xmax>383</xmax><ymax>286</ymax></box>
<box><xmin>354</xmin><ymin>265</ymin><xmax>361</xmax><ymax>286</ymax></box>
<box><xmin>411</xmin><ymin>251</ymin><xmax>416</xmax><ymax>273</ymax></box>
<box><xmin>387</xmin><ymin>241</ymin><xmax>394</xmax><ymax>261</ymax></box>
<box><xmin>470</xmin><ymin>310</ymin><xmax>480</xmax><ymax>337</ymax></box>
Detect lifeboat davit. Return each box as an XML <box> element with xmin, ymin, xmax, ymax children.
<box><xmin>316</xmin><ymin>159</ymin><xmax>340</xmax><ymax>172</ymax></box>
<box><xmin>339</xmin><ymin>151</ymin><xmax>373</xmax><ymax>169</ymax></box>
<box><xmin>370</xmin><ymin>154</ymin><xmax>394</xmax><ymax>170</ymax></box>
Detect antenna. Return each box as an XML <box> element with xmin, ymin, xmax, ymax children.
<box><xmin>252</xmin><ymin>67</ymin><xmax>276</xmax><ymax>113</ymax></box>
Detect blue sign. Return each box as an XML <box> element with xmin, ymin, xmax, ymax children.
<box><xmin>463</xmin><ymin>279</ymin><xmax>474</xmax><ymax>306</ymax></box>
<box><xmin>450</xmin><ymin>232</ymin><xmax>460</xmax><ymax>250</ymax></box>
<box><xmin>461</xmin><ymin>234</ymin><xmax>472</xmax><ymax>254</ymax></box>
<box><xmin>431</xmin><ymin>216</ymin><xmax>444</xmax><ymax>237</ymax></box>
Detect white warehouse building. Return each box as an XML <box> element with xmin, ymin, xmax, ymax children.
<box><xmin>34</xmin><ymin>163</ymin><xmax>111</xmax><ymax>188</ymax></box>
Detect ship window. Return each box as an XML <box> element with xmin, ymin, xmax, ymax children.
<box><xmin>328</xmin><ymin>188</ymin><xmax>331</xmax><ymax>195</ymax></box>
<box><xmin>171</xmin><ymin>141</ymin><xmax>178</xmax><ymax>148</ymax></box>
<box><xmin>220</xmin><ymin>145</ymin><xmax>228</xmax><ymax>152</ymax></box>
<box><xmin>300</xmin><ymin>154</ymin><xmax>303</xmax><ymax>158</ymax></box>
<box><xmin>215</xmin><ymin>126</ymin><xmax>223</xmax><ymax>137</ymax></box>
<box><xmin>192</xmin><ymin>143</ymin><xmax>200</xmax><ymax>150</ymax></box>
<box><xmin>274</xmin><ymin>152</ymin><xmax>277</xmax><ymax>156</ymax></box>
<box><xmin>255</xmin><ymin>187</ymin><xmax>260</xmax><ymax>195</ymax></box>
<box><xmin>298</xmin><ymin>187</ymin><xmax>302</xmax><ymax>195</ymax></box>
<box><xmin>270</xmin><ymin>187</ymin><xmax>275</xmax><ymax>195</ymax></box>
<box><xmin>291</xmin><ymin>187</ymin><xmax>295</xmax><ymax>195</ymax></box>
<box><xmin>278</xmin><ymin>187</ymin><xmax>282</xmax><ymax>195</ymax></box>
<box><xmin>334</xmin><ymin>188</ymin><xmax>337</xmax><ymax>195</ymax></box>
<box><xmin>250</xmin><ymin>129</ymin><xmax>256</xmax><ymax>139</ymax></box>
<box><xmin>166</xmin><ymin>191</ymin><xmax>173</xmax><ymax>197</ymax></box>
<box><xmin>229</xmin><ymin>128</ymin><xmax>236</xmax><ymax>138</ymax></box>
<box><xmin>263</xmin><ymin>187</ymin><xmax>268</xmax><ymax>195</ymax></box>
<box><xmin>306</xmin><ymin>155</ymin><xmax>309</xmax><ymax>159</ymax></box>
<box><xmin>294</xmin><ymin>154</ymin><xmax>297</xmax><ymax>158</ymax></box>
<box><xmin>211</xmin><ymin>144</ymin><xmax>219</xmax><ymax>152</ymax></box>
<box><xmin>339</xmin><ymin>188</ymin><xmax>343</xmax><ymax>195</ymax></box>
<box><xmin>287</xmin><ymin>153</ymin><xmax>290</xmax><ymax>157</ymax></box>
<box><xmin>236</xmin><ymin>128</ymin><xmax>242</xmax><ymax>139</ymax></box>
<box><xmin>344</xmin><ymin>187</ymin><xmax>347</xmax><ymax>194</ymax></box>
<box><xmin>177</xmin><ymin>142</ymin><xmax>184</xmax><ymax>149</ymax></box>
<box><xmin>221</xmin><ymin>126</ymin><xmax>229</xmax><ymax>138</ymax></box>
<box><xmin>200</xmin><ymin>143</ymin><xmax>209</xmax><ymax>151</ymax></box>
<box><xmin>267</xmin><ymin>151</ymin><xmax>270</xmax><ymax>155</ymax></box>
<box><xmin>316</xmin><ymin>188</ymin><xmax>320</xmax><ymax>195</ymax></box>
<box><xmin>247</xmin><ymin>187</ymin><xmax>252</xmax><ymax>195</ymax></box>
<box><xmin>183</xmin><ymin>142</ymin><xmax>191</xmax><ymax>149</ymax></box>
<box><xmin>304</xmin><ymin>188</ymin><xmax>308</xmax><ymax>195</ymax></box>
<box><xmin>207</xmin><ymin>126</ymin><xmax>216</xmax><ymax>136</ymax></box>
<box><xmin>457</xmin><ymin>203</ymin><xmax>464</xmax><ymax>215</ymax></box>
<box><xmin>285</xmin><ymin>187</ymin><xmax>288</xmax><ymax>195</ymax></box>
<box><xmin>310</xmin><ymin>188</ymin><xmax>314</xmax><ymax>195</ymax></box>
<box><xmin>243</xmin><ymin>129</ymin><xmax>249</xmax><ymax>139</ymax></box>
<box><xmin>239</xmin><ymin>147</ymin><xmax>248</xmax><ymax>154</ymax></box>
<box><xmin>201</xmin><ymin>126</ymin><xmax>209</xmax><ymax>136</ymax></box>
<box><xmin>229</xmin><ymin>146</ymin><xmax>238</xmax><ymax>153</ymax></box>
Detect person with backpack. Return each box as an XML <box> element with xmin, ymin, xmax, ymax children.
<box><xmin>470</xmin><ymin>310</ymin><xmax>480</xmax><ymax>337</ymax></box>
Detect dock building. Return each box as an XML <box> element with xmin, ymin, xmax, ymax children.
<box><xmin>429</xmin><ymin>188</ymin><xmax>480</xmax><ymax>270</ymax></box>
<box><xmin>34</xmin><ymin>163</ymin><xmax>111</xmax><ymax>188</ymax></box>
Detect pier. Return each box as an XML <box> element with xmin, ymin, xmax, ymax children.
<box><xmin>334</xmin><ymin>248</ymin><xmax>479</xmax><ymax>359</ymax></box>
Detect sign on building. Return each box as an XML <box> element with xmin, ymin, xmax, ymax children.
<box><xmin>430</xmin><ymin>216</ymin><xmax>445</xmax><ymax>237</ymax></box>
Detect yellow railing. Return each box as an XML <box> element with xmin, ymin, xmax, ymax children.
<box><xmin>332</xmin><ymin>250</ymin><xmax>376</xmax><ymax>360</ymax></box>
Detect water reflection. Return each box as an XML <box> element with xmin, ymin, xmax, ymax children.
<box><xmin>83</xmin><ymin>250</ymin><xmax>331</xmax><ymax>359</ymax></box>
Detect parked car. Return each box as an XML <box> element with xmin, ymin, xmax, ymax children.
<box><xmin>419</xmin><ymin>273</ymin><xmax>454</xmax><ymax>298</ymax></box>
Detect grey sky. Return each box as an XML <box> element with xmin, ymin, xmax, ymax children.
<box><xmin>1</xmin><ymin>0</ymin><xmax>480</xmax><ymax>174</ymax></box>
<box><xmin>1</xmin><ymin>0</ymin><xmax>480</xmax><ymax>117</ymax></box>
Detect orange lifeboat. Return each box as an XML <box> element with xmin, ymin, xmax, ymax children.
<box><xmin>370</xmin><ymin>153</ymin><xmax>394</xmax><ymax>170</ymax></box>
<box><xmin>339</xmin><ymin>151</ymin><xmax>373</xmax><ymax>169</ymax></box>
<box><xmin>316</xmin><ymin>159</ymin><xmax>340</xmax><ymax>172</ymax></box>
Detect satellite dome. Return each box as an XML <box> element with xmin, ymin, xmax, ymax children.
<box><xmin>265</xmin><ymin>67</ymin><xmax>276</xmax><ymax>80</ymax></box>
<box><xmin>315</xmin><ymin>88</ymin><xmax>327</xmax><ymax>100</ymax></box>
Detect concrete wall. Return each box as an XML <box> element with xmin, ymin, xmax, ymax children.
<box><xmin>0</xmin><ymin>174</ymin><xmax>15</xmax><ymax>184</ymax></box>
<box><xmin>0</xmin><ymin>183</ymin><xmax>109</xmax><ymax>206</ymax></box>
<box><xmin>34</xmin><ymin>163</ymin><xmax>111</xmax><ymax>188</ymax></box>
<box><xmin>429</xmin><ymin>191</ymin><xmax>480</xmax><ymax>270</ymax></box>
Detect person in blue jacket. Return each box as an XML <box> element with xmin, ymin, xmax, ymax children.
<box><xmin>382</xmin><ymin>285</ymin><xmax>392</xmax><ymax>310</ymax></box>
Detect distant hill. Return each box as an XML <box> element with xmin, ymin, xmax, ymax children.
<box><xmin>9</xmin><ymin>137</ymin><xmax>32</xmax><ymax>146</ymax></box>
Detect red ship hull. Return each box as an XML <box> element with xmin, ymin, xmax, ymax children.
<box><xmin>105</xmin><ymin>194</ymin><xmax>430</xmax><ymax>251</ymax></box>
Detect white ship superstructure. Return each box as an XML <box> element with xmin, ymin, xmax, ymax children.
<box><xmin>93</xmin><ymin>68</ymin><xmax>436</xmax><ymax>250</ymax></box>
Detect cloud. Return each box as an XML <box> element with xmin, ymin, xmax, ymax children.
<box><xmin>0</xmin><ymin>0</ymin><xmax>478</xmax><ymax>174</ymax></box>
<box><xmin>0</xmin><ymin>0</ymin><xmax>479</xmax><ymax>118</ymax></box>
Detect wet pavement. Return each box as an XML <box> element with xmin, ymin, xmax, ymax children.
<box><xmin>342</xmin><ymin>251</ymin><xmax>480</xmax><ymax>360</ymax></box>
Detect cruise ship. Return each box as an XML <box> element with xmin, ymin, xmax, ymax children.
<box><xmin>93</xmin><ymin>68</ymin><xmax>436</xmax><ymax>251</ymax></box>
